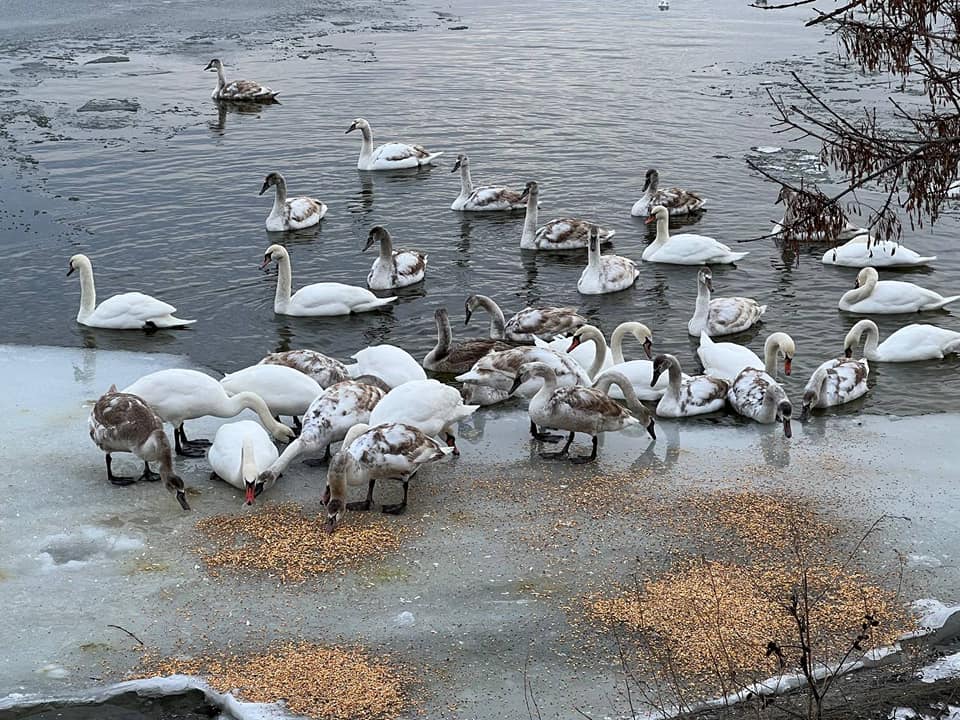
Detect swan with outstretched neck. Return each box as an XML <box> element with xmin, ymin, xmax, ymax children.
<box><xmin>67</xmin><ymin>254</ymin><xmax>194</xmax><ymax>330</ymax></box>
<box><xmin>450</xmin><ymin>154</ymin><xmax>525</xmax><ymax>211</ymax></box>
<box><xmin>259</xmin><ymin>172</ymin><xmax>326</xmax><ymax>231</ymax></box>
<box><xmin>842</xmin><ymin>319</ymin><xmax>960</xmax><ymax>361</ymax></box>
<box><xmin>261</xmin><ymin>244</ymin><xmax>396</xmax><ymax>316</ymax></box>
<box><xmin>346</xmin><ymin>118</ymin><xmax>442</xmax><ymax>171</ymax></box>
<box><xmin>123</xmin><ymin>369</ymin><xmax>294</xmax><ymax>457</ymax></box>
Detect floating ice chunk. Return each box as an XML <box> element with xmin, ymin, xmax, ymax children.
<box><xmin>753</xmin><ymin>145</ymin><xmax>782</xmax><ymax>154</ymax></box>
<box><xmin>394</xmin><ymin>611</ymin><xmax>415</xmax><ymax>627</ymax></box>
<box><xmin>920</xmin><ymin>651</ymin><xmax>960</xmax><ymax>683</ymax></box>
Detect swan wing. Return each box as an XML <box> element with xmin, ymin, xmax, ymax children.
<box><xmin>287</xmin><ymin>197</ymin><xmax>324</xmax><ymax>225</ymax></box>
<box><xmin>374</xmin><ymin>142</ymin><xmax>432</xmax><ymax>163</ymax></box>
<box><xmin>467</xmin><ymin>186</ymin><xmax>524</xmax><ymax>209</ymax></box>
<box><xmin>91</xmin><ymin>292</ymin><xmax>180</xmax><ymax>327</ymax></box>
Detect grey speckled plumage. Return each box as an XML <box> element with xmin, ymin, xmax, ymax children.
<box><xmin>259</xmin><ymin>349</ymin><xmax>349</xmax><ymax>388</ymax></box>
<box><xmin>423</xmin><ymin>308</ymin><xmax>511</xmax><ymax>374</ymax></box>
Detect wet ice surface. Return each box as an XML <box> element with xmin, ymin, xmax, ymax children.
<box><xmin>1</xmin><ymin>345</ymin><xmax>959</xmax><ymax>718</ymax></box>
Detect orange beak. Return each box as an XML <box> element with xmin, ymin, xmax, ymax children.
<box><xmin>567</xmin><ymin>336</ymin><xmax>582</xmax><ymax>353</ymax></box>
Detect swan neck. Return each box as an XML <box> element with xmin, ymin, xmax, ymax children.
<box><xmin>521</xmin><ymin>194</ymin><xmax>538</xmax><ymax>246</ymax></box>
<box><xmin>610</xmin><ymin>325</ymin><xmax>627</xmax><ymax>364</ymax></box>
<box><xmin>654</xmin><ymin>216</ymin><xmax>670</xmax><ymax>247</ymax></box>
<box><xmin>379</xmin><ymin>234</ymin><xmax>393</xmax><ymax>261</ymax></box>
<box><xmin>586</xmin><ymin>332</ymin><xmax>607</xmax><ymax>379</ymax></box>
<box><xmin>275</xmin><ymin>252</ymin><xmax>293</xmax><ymax>311</ymax></box>
<box><xmin>230</xmin><ymin>391</ymin><xmax>280</xmax><ymax>432</ymax></box>
<box><xmin>155</xmin><ymin>432</ymin><xmax>174</xmax><ymax>476</ymax></box>
<box><xmin>763</xmin><ymin>338</ymin><xmax>780</xmax><ymax>375</ymax></box>
<box><xmin>326</xmin><ymin>454</ymin><xmax>353</xmax><ymax>503</ymax></box>
<box><xmin>693</xmin><ymin>280</ymin><xmax>710</xmax><ymax>323</ymax></box>
<box><xmin>271</xmin><ymin>179</ymin><xmax>287</xmax><ymax>217</ymax></box>
<box><xmin>479</xmin><ymin>297</ymin><xmax>506</xmax><ymax>339</ymax></box>
<box><xmin>459</xmin><ymin>163</ymin><xmax>473</xmax><ymax>196</ymax></box>
<box><xmin>241</xmin><ymin>436</ymin><xmax>257</xmax><ymax>483</ymax></box>
<box><xmin>358</xmin><ymin>126</ymin><xmax>374</xmax><ymax>162</ymax></box>
<box><xmin>216</xmin><ymin>66</ymin><xmax>226</xmax><ymax>89</ymax></box>
<box><xmin>77</xmin><ymin>261</ymin><xmax>96</xmax><ymax>319</ymax></box>
<box><xmin>667</xmin><ymin>360</ymin><xmax>682</xmax><ymax>393</ymax></box>
<box><xmin>847</xmin><ymin>276</ymin><xmax>875</xmax><ymax>305</ymax></box>
<box><xmin>433</xmin><ymin>314</ymin><xmax>452</xmax><ymax>357</ymax></box>
<box><xmin>862</xmin><ymin>322</ymin><xmax>879</xmax><ymax>357</ymax></box>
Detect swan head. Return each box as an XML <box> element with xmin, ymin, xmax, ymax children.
<box><xmin>568</xmin><ymin>324</ymin><xmax>601</xmax><ymax>353</ymax></box>
<box><xmin>518</xmin><ymin>180</ymin><xmax>539</xmax><ymax>202</ymax></box>
<box><xmin>765</xmin><ymin>332</ymin><xmax>795</xmax><ymax>375</ymax></box>
<box><xmin>253</xmin><ymin>469</ymin><xmax>279</xmax><ymax>504</ymax></box>
<box><xmin>777</xmin><ymin>399</ymin><xmax>793</xmax><ymax>438</ymax></box>
<box><xmin>345</xmin><ymin>117</ymin><xmax>370</xmax><ymax>135</ymax></box>
<box><xmin>260</xmin><ymin>243</ymin><xmax>287</xmax><ymax>270</ymax></box>
<box><xmin>642</xmin><ymin>168</ymin><xmax>659</xmax><ymax>193</ymax></box>
<box><xmin>164</xmin><ymin>473</ymin><xmax>190</xmax><ymax>511</ymax></box>
<box><xmin>364</xmin><ymin>225</ymin><xmax>390</xmax><ymax>252</ymax></box>
<box><xmin>203</xmin><ymin>58</ymin><xmax>223</xmax><ymax>72</ymax></box>
<box><xmin>463</xmin><ymin>293</ymin><xmax>489</xmax><ymax>325</ymax></box>
<box><xmin>259</xmin><ymin>172</ymin><xmax>284</xmax><ymax>196</ymax></box>
<box><xmin>650</xmin><ymin>354</ymin><xmax>675</xmax><ymax>387</ymax></box>
<box><xmin>451</xmin><ymin>153</ymin><xmax>468</xmax><ymax>173</ymax></box>
<box><xmin>843</xmin><ymin>319</ymin><xmax>876</xmax><ymax>358</ymax></box>
<box><xmin>66</xmin><ymin>254</ymin><xmax>90</xmax><ymax>277</ymax></box>
<box><xmin>698</xmin><ymin>267</ymin><xmax>713</xmax><ymax>292</ymax></box>
<box><xmin>645</xmin><ymin>205</ymin><xmax>669</xmax><ymax>225</ymax></box>
<box><xmin>323</xmin><ymin>495</ymin><xmax>345</xmax><ymax>534</ymax></box>
<box><xmin>509</xmin><ymin>361</ymin><xmax>551</xmax><ymax>395</ymax></box>
<box><xmin>775</xmin><ymin>186</ymin><xmax>796</xmax><ymax>206</ymax></box>
<box><xmin>855</xmin><ymin>267</ymin><xmax>878</xmax><ymax>288</ymax></box>
<box><xmin>800</xmin><ymin>389</ymin><xmax>817</xmax><ymax>422</ymax></box>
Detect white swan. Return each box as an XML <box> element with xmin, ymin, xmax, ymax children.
<box><xmin>369</xmin><ymin>379</ymin><xmax>478</xmax><ymax>454</ymax></box>
<box><xmin>838</xmin><ymin>267</ymin><xmax>960</xmax><ymax>314</ymax></box>
<box><xmin>88</xmin><ymin>385</ymin><xmax>189</xmax><ymax>510</ymax></box>
<box><xmin>643</xmin><ymin>206</ymin><xmax>748</xmax><ymax>265</ymax></box>
<box><xmin>258</xmin><ymin>349</ymin><xmax>349</xmax><ymax>388</ymax></box>
<box><xmin>800</xmin><ymin>358</ymin><xmax>869</xmax><ymax>420</ymax></box>
<box><xmin>259</xmin><ymin>172</ymin><xmax>326</xmax><ymax>232</ymax></box>
<box><xmin>207</xmin><ymin>420</ymin><xmax>280</xmax><ymax>505</ymax></box>
<box><xmin>821</xmin><ymin>235</ymin><xmax>935</xmax><ymax>268</ymax></box>
<box><xmin>261</xmin><ymin>244</ymin><xmax>396</xmax><ymax>316</ymax></box>
<box><xmin>687</xmin><ymin>267</ymin><xmax>766</xmax><ymax>337</ymax></box>
<box><xmin>843</xmin><ymin>319</ymin><xmax>960</xmax><ymax>362</ymax></box>
<box><xmin>346</xmin><ymin>117</ymin><xmax>442</xmax><ymax>171</ymax></box>
<box><xmin>698</xmin><ymin>330</ymin><xmax>795</xmax><ymax>382</ymax></box>
<box><xmin>519</xmin><ymin>181</ymin><xmax>616</xmax><ymax>251</ymax></box>
<box><xmin>346</xmin><ymin>344</ymin><xmax>426</xmax><ymax>388</ymax></box>
<box><xmin>650</xmin><ymin>354</ymin><xmax>729</xmax><ymax>418</ymax></box>
<box><xmin>220</xmin><ymin>364</ymin><xmax>323</xmax><ymax>418</ymax></box>
<box><xmin>322</xmin><ymin>422</ymin><xmax>452</xmax><ymax>531</ymax></box>
<box><xmin>578</xmin><ymin>225</ymin><xmax>639</xmax><ymax>295</ymax></box>
<box><xmin>595</xmin><ymin>321</ymin><xmax>682</xmax><ymax>401</ymax></box>
<box><xmin>630</xmin><ymin>168</ymin><xmax>706</xmax><ymax>217</ymax></box>
<box><xmin>67</xmin><ymin>254</ymin><xmax>194</xmax><ymax>330</ymax></box>
<box><xmin>727</xmin><ymin>368</ymin><xmax>793</xmax><ymax>436</ymax></box>
<box><xmin>423</xmin><ymin>308</ymin><xmax>511</xmax><ymax>374</ymax></box>
<box><xmin>566</xmin><ymin>324</ymin><xmax>615</xmax><ymax>379</ymax></box>
<box><xmin>363</xmin><ymin>225</ymin><xmax>427</xmax><ymax>290</ymax></box>
<box><xmin>204</xmin><ymin>58</ymin><xmax>278</xmax><ymax>101</ymax></box>
<box><xmin>464</xmin><ymin>294</ymin><xmax>587</xmax><ymax>343</ymax></box>
<box><xmin>455</xmin><ymin>346</ymin><xmax>591</xmax><ymax>413</ymax></box>
<box><xmin>450</xmin><ymin>154</ymin><xmax>525</xmax><ymax>211</ymax></box>
<box><xmin>511</xmin><ymin>363</ymin><xmax>655</xmax><ymax>462</ymax></box>
<box><xmin>123</xmin><ymin>368</ymin><xmax>294</xmax><ymax>457</ymax></box>
<box><xmin>256</xmin><ymin>380</ymin><xmax>386</xmax><ymax>493</ymax></box>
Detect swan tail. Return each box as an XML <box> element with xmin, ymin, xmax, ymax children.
<box><xmin>935</xmin><ymin>295</ymin><xmax>960</xmax><ymax>309</ymax></box>
<box><xmin>915</xmin><ymin>255</ymin><xmax>937</xmax><ymax>264</ymax></box>
<box><xmin>151</xmin><ymin>315</ymin><xmax>196</xmax><ymax>328</ymax></box>
<box><xmin>454</xmin><ymin>370</ymin><xmax>481</xmax><ymax>383</ymax></box>
<box><xmin>452</xmin><ymin>404</ymin><xmax>480</xmax><ymax>422</ymax></box>
<box><xmin>421</xmin><ymin>151</ymin><xmax>444</xmax><ymax>166</ymax></box>
<box><xmin>354</xmin><ymin>296</ymin><xmax>397</xmax><ymax>312</ymax></box>
<box><xmin>758</xmin><ymin>304</ymin><xmax>768</xmax><ymax>316</ymax></box>
<box><xmin>600</xmin><ymin>229</ymin><xmax>616</xmax><ymax>240</ymax></box>
<box><xmin>729</xmin><ymin>251</ymin><xmax>749</xmax><ymax>261</ymax></box>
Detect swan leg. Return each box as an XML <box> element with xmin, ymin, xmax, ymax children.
<box><xmin>293</xmin><ymin>416</ymin><xmax>303</xmax><ymax>435</ymax></box>
<box><xmin>139</xmin><ymin>462</ymin><xmax>161</xmax><ymax>482</ymax></box>
<box><xmin>105</xmin><ymin>454</ymin><xmax>135</xmax><ymax>486</ymax></box>
<box><xmin>347</xmin><ymin>479</ymin><xmax>376</xmax><ymax>511</ymax></box>
<box><xmin>303</xmin><ymin>444</ymin><xmax>331</xmax><ymax>467</ymax></box>
<box><xmin>530</xmin><ymin>419</ymin><xmax>564</xmax><ymax>443</ymax></box>
<box><xmin>381</xmin><ymin>479</ymin><xmax>409</xmax><ymax>515</ymax></box>
<box><xmin>569</xmin><ymin>435</ymin><xmax>599</xmax><ymax>464</ymax></box>
<box><xmin>209</xmin><ymin>471</ymin><xmax>223</xmax><ymax>482</ymax></box>
<box><xmin>175</xmin><ymin>424</ymin><xmax>209</xmax><ymax>457</ymax></box>
<box><xmin>444</xmin><ymin>432</ymin><xmax>460</xmax><ymax>456</ymax></box>
<box><xmin>540</xmin><ymin>432</ymin><xmax>575</xmax><ymax>460</ymax></box>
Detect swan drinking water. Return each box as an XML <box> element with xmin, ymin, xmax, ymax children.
<box><xmin>67</xmin><ymin>254</ymin><xmax>195</xmax><ymax>330</ymax></box>
<box><xmin>346</xmin><ymin>118</ymin><xmax>443</xmax><ymax>171</ymax></box>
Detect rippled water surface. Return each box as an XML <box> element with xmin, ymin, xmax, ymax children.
<box><xmin>1</xmin><ymin>0</ymin><xmax>958</xmax><ymax>415</ymax></box>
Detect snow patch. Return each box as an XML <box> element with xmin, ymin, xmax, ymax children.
<box><xmin>920</xmin><ymin>651</ymin><xmax>960</xmax><ymax>683</ymax></box>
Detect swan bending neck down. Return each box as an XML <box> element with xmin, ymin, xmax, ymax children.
<box><xmin>465</xmin><ymin>294</ymin><xmax>506</xmax><ymax>340</ymax></box>
<box><xmin>843</xmin><ymin>318</ymin><xmax>960</xmax><ymax>361</ymax></box>
<box><xmin>568</xmin><ymin>324</ymin><xmax>609</xmax><ymax>379</ymax></box>
<box><xmin>610</xmin><ymin>321</ymin><xmax>654</xmax><ymax>364</ymax></box>
<box><xmin>838</xmin><ymin>266</ymin><xmax>960</xmax><ymax>313</ymax></box>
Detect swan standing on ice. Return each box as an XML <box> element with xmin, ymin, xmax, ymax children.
<box><xmin>450</xmin><ymin>154</ymin><xmax>526</xmax><ymax>211</ymax></box>
<box><xmin>204</xmin><ymin>58</ymin><xmax>278</xmax><ymax>102</ymax></box>
<box><xmin>123</xmin><ymin>369</ymin><xmax>294</xmax><ymax>457</ymax></box>
<box><xmin>577</xmin><ymin>225</ymin><xmax>639</xmax><ymax>295</ymax></box>
<box><xmin>207</xmin><ymin>420</ymin><xmax>280</xmax><ymax>505</ymax></box>
<box><xmin>369</xmin><ymin>379</ymin><xmax>478</xmax><ymax>454</ymax></box>
<box><xmin>838</xmin><ymin>267</ymin><xmax>960</xmax><ymax>314</ymax></box>
<box><xmin>363</xmin><ymin>226</ymin><xmax>427</xmax><ymax>290</ymax></box>
<box><xmin>220</xmin><ymin>364</ymin><xmax>323</xmax><ymax>427</ymax></box>
<box><xmin>631</xmin><ymin>168</ymin><xmax>705</xmax><ymax>217</ymax></box>
<box><xmin>643</xmin><ymin>206</ymin><xmax>748</xmax><ymax>264</ymax></box>
<box><xmin>346</xmin><ymin>118</ymin><xmax>443</xmax><ymax>171</ymax></box>
<box><xmin>322</xmin><ymin>422</ymin><xmax>453</xmax><ymax>531</ymax></box>
<box><xmin>88</xmin><ymin>385</ymin><xmax>190</xmax><ymax>510</ymax></box>
<box><xmin>261</xmin><ymin>244</ymin><xmax>396</xmax><ymax>316</ymax></box>
<box><xmin>259</xmin><ymin>172</ymin><xmax>327</xmax><ymax>232</ymax></box>
<box><xmin>842</xmin><ymin>319</ymin><xmax>960</xmax><ymax>361</ymax></box>
<box><xmin>519</xmin><ymin>181</ymin><xmax>616</xmax><ymax>250</ymax></box>
<box><xmin>67</xmin><ymin>254</ymin><xmax>194</xmax><ymax>330</ymax></box>
<box><xmin>688</xmin><ymin>267</ymin><xmax>766</xmax><ymax>337</ymax></box>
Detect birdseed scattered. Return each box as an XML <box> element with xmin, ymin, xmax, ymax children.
<box><xmin>138</xmin><ymin>642</ymin><xmax>409</xmax><ymax>720</ymax></box>
<box><xmin>195</xmin><ymin>502</ymin><xmax>406</xmax><ymax>582</ymax></box>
